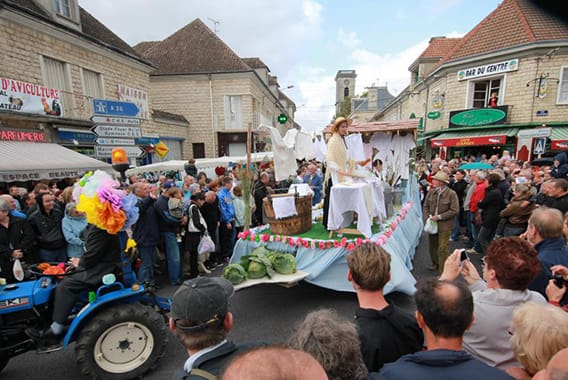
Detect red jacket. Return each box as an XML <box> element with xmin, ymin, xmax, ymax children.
<box><xmin>469</xmin><ymin>181</ymin><xmax>486</xmax><ymax>213</ymax></box>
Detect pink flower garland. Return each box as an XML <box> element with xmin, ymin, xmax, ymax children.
<box><xmin>237</xmin><ymin>201</ymin><xmax>414</xmax><ymax>252</ymax></box>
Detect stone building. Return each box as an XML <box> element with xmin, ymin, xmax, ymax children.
<box><xmin>375</xmin><ymin>0</ymin><xmax>568</xmax><ymax>161</ymax></box>
<box><xmin>134</xmin><ymin>18</ymin><xmax>295</xmax><ymax>159</ymax></box>
<box><xmin>0</xmin><ymin>0</ymin><xmax>191</xmax><ymax>172</ymax></box>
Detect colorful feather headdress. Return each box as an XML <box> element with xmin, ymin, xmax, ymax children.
<box><xmin>72</xmin><ymin>170</ymin><xmax>139</xmax><ymax>234</ymax></box>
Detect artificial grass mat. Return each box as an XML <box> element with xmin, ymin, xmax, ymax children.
<box><xmin>265</xmin><ymin>221</ymin><xmax>381</xmax><ymax>241</ymax></box>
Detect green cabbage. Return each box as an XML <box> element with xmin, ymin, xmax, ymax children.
<box><xmin>273</xmin><ymin>253</ymin><xmax>297</xmax><ymax>275</ymax></box>
<box><xmin>223</xmin><ymin>263</ymin><xmax>247</xmax><ymax>285</ymax></box>
<box><xmin>247</xmin><ymin>260</ymin><xmax>267</xmax><ymax>279</ymax></box>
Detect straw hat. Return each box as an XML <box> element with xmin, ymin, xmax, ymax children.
<box><xmin>432</xmin><ymin>171</ymin><xmax>450</xmax><ymax>184</ymax></box>
<box><xmin>332</xmin><ymin>117</ymin><xmax>349</xmax><ymax>133</ymax></box>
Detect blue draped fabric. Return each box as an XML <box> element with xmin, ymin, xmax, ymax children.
<box><xmin>231</xmin><ymin>176</ymin><xmax>423</xmax><ymax>295</ymax></box>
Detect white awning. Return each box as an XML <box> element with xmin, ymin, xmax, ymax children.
<box><xmin>0</xmin><ymin>141</ymin><xmax>112</xmax><ymax>182</ymax></box>
<box><xmin>125</xmin><ymin>152</ymin><xmax>274</xmax><ymax>176</ymax></box>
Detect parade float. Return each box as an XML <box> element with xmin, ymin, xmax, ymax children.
<box><xmin>229</xmin><ymin>120</ymin><xmax>422</xmax><ymax>295</ymax></box>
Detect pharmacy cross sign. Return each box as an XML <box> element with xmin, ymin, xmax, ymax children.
<box><xmin>92</xmin><ymin>99</ymin><xmax>140</xmax><ymax>118</ymax></box>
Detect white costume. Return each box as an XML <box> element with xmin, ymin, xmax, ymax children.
<box><xmin>391</xmin><ymin>133</ymin><xmax>416</xmax><ymax>180</ymax></box>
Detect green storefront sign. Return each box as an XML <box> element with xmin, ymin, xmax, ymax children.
<box><xmin>449</xmin><ymin>106</ymin><xmax>507</xmax><ymax>128</ymax></box>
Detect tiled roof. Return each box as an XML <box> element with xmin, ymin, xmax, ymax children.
<box><xmin>152</xmin><ymin>109</ymin><xmax>189</xmax><ymax>124</ymax></box>
<box><xmin>133</xmin><ymin>41</ymin><xmax>160</xmax><ymax>57</ymax></box>
<box><xmin>242</xmin><ymin>57</ymin><xmax>270</xmax><ymax>71</ymax></box>
<box><xmin>136</xmin><ymin>18</ymin><xmax>251</xmax><ymax>75</ymax></box>
<box><xmin>323</xmin><ymin>119</ymin><xmax>420</xmax><ymax>134</ymax></box>
<box><xmin>419</xmin><ymin>37</ymin><xmax>461</xmax><ymax>59</ymax></box>
<box><xmin>1</xmin><ymin>0</ymin><xmax>149</xmax><ymax>65</ymax></box>
<box><xmin>79</xmin><ymin>8</ymin><xmax>144</xmax><ymax>60</ymax></box>
<box><xmin>440</xmin><ymin>0</ymin><xmax>568</xmax><ymax>64</ymax></box>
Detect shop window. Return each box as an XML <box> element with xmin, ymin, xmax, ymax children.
<box><xmin>81</xmin><ymin>68</ymin><xmax>104</xmax><ymax>102</ymax></box>
<box><xmin>557</xmin><ymin>66</ymin><xmax>568</xmax><ymax>104</ymax></box>
<box><xmin>193</xmin><ymin>143</ymin><xmax>205</xmax><ymax>159</ymax></box>
<box><xmin>224</xmin><ymin>95</ymin><xmax>242</xmax><ymax>129</ymax></box>
<box><xmin>471</xmin><ymin>78</ymin><xmax>501</xmax><ymax>108</ymax></box>
<box><xmin>42</xmin><ymin>56</ymin><xmax>74</xmax><ymax>116</ymax></box>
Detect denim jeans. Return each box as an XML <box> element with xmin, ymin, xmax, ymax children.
<box><xmin>162</xmin><ymin>232</ymin><xmax>182</xmax><ymax>285</ymax></box>
<box><xmin>467</xmin><ymin>211</ymin><xmax>482</xmax><ymax>252</ymax></box>
<box><xmin>38</xmin><ymin>247</ymin><xmax>67</xmax><ymax>263</ymax></box>
<box><xmin>478</xmin><ymin>225</ymin><xmax>496</xmax><ymax>254</ymax></box>
<box><xmin>137</xmin><ymin>245</ymin><xmax>156</xmax><ymax>286</ymax></box>
<box><xmin>451</xmin><ymin>215</ymin><xmax>461</xmax><ymax>241</ymax></box>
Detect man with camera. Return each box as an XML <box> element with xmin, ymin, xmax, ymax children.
<box><xmin>525</xmin><ymin>207</ymin><xmax>568</xmax><ymax>306</ymax></box>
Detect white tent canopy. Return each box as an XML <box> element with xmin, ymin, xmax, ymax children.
<box><xmin>125</xmin><ymin>152</ymin><xmax>274</xmax><ymax>177</ymax></box>
<box><xmin>0</xmin><ymin>141</ymin><xmax>113</xmax><ymax>182</ymax></box>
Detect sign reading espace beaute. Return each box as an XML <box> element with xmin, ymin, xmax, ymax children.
<box><xmin>0</xmin><ymin>77</ymin><xmax>63</xmax><ymax>117</ymax></box>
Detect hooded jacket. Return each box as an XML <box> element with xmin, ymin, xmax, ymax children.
<box><xmin>62</xmin><ymin>203</ymin><xmax>87</xmax><ymax>258</ymax></box>
<box><xmin>463</xmin><ymin>281</ymin><xmax>545</xmax><ymax>369</ymax></box>
<box><xmin>552</xmin><ymin>152</ymin><xmax>568</xmax><ymax>179</ymax></box>
<box><xmin>380</xmin><ymin>349</ymin><xmax>514</xmax><ymax>380</ymax></box>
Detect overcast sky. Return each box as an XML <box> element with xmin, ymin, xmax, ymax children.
<box><xmin>79</xmin><ymin>0</ymin><xmax>502</xmax><ymax>132</ymax></box>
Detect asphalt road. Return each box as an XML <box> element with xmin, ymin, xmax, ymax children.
<box><xmin>1</xmin><ymin>231</ymin><xmax>477</xmax><ymax>379</ymax></box>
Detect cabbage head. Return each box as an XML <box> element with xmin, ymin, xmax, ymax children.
<box><xmin>273</xmin><ymin>253</ymin><xmax>297</xmax><ymax>274</ymax></box>
<box><xmin>247</xmin><ymin>260</ymin><xmax>267</xmax><ymax>279</ymax></box>
<box><xmin>223</xmin><ymin>263</ymin><xmax>247</xmax><ymax>285</ymax></box>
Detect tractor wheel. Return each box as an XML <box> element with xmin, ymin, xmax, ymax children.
<box><xmin>0</xmin><ymin>355</ymin><xmax>9</xmax><ymax>373</ymax></box>
<box><xmin>75</xmin><ymin>303</ymin><xmax>167</xmax><ymax>379</ymax></box>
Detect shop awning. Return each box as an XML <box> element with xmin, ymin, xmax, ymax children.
<box><xmin>0</xmin><ymin>141</ymin><xmax>112</xmax><ymax>182</ymax></box>
<box><xmin>551</xmin><ymin>127</ymin><xmax>568</xmax><ymax>150</ymax></box>
<box><xmin>431</xmin><ymin>128</ymin><xmax>518</xmax><ymax>148</ymax></box>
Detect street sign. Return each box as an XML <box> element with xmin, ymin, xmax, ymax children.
<box><xmin>95</xmin><ymin>137</ymin><xmax>135</xmax><ymax>146</ymax></box>
<box><xmin>533</xmin><ymin>138</ymin><xmax>546</xmax><ymax>155</ymax></box>
<box><xmin>518</xmin><ymin>127</ymin><xmax>551</xmax><ymax>138</ymax></box>
<box><xmin>92</xmin><ymin>99</ymin><xmax>140</xmax><ymax>117</ymax></box>
<box><xmin>91</xmin><ymin>116</ymin><xmax>141</xmax><ymax>126</ymax></box>
<box><xmin>135</xmin><ymin>137</ymin><xmax>160</xmax><ymax>145</ymax></box>
<box><xmin>95</xmin><ymin>145</ymin><xmax>142</xmax><ymax>158</ymax></box>
<box><xmin>91</xmin><ymin>125</ymin><xmax>142</xmax><ymax>138</ymax></box>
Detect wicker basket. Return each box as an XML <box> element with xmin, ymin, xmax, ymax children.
<box><xmin>263</xmin><ymin>193</ymin><xmax>313</xmax><ymax>235</ymax></box>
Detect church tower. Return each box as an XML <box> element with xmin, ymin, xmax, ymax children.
<box><xmin>335</xmin><ymin>70</ymin><xmax>356</xmax><ymax>115</ymax></box>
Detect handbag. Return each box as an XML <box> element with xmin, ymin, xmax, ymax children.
<box><xmin>424</xmin><ymin>216</ymin><xmax>438</xmax><ymax>234</ymax></box>
<box><xmin>198</xmin><ymin>234</ymin><xmax>216</xmax><ymax>256</ymax></box>
<box><xmin>424</xmin><ymin>191</ymin><xmax>440</xmax><ymax>234</ymax></box>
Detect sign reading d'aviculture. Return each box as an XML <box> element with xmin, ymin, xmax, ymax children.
<box><xmin>0</xmin><ymin>77</ymin><xmax>63</xmax><ymax>117</ymax></box>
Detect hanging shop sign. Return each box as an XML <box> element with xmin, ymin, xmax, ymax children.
<box><xmin>449</xmin><ymin>106</ymin><xmax>508</xmax><ymax>128</ymax></box>
<box><xmin>0</xmin><ymin>77</ymin><xmax>63</xmax><ymax>117</ymax></box>
<box><xmin>427</xmin><ymin>111</ymin><xmax>441</xmax><ymax>120</ymax></box>
<box><xmin>457</xmin><ymin>58</ymin><xmax>519</xmax><ymax>81</ymax></box>
<box><xmin>431</xmin><ymin>135</ymin><xmax>506</xmax><ymax>148</ymax></box>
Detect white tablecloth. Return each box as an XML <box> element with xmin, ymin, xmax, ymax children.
<box><xmin>328</xmin><ymin>182</ymin><xmax>375</xmax><ymax>237</ymax></box>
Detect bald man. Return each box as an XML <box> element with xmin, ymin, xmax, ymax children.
<box><xmin>222</xmin><ymin>346</ymin><xmax>328</xmax><ymax>380</ymax></box>
<box><xmin>533</xmin><ymin>347</ymin><xmax>568</xmax><ymax>380</ymax></box>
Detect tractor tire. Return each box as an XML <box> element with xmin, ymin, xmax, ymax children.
<box><xmin>75</xmin><ymin>303</ymin><xmax>167</xmax><ymax>380</ymax></box>
<box><xmin>0</xmin><ymin>355</ymin><xmax>9</xmax><ymax>373</ymax></box>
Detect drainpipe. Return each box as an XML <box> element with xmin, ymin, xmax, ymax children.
<box><xmin>209</xmin><ymin>74</ymin><xmax>216</xmax><ymax>157</ymax></box>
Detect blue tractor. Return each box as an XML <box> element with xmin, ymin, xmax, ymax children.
<box><xmin>0</xmin><ymin>232</ymin><xmax>171</xmax><ymax>379</ymax></box>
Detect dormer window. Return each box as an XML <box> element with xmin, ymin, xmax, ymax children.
<box><xmin>55</xmin><ymin>0</ymin><xmax>71</xmax><ymax>18</ymax></box>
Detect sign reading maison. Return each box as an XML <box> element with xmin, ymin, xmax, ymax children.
<box><xmin>0</xmin><ymin>77</ymin><xmax>63</xmax><ymax>117</ymax></box>
<box><xmin>457</xmin><ymin>59</ymin><xmax>519</xmax><ymax>81</ymax></box>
